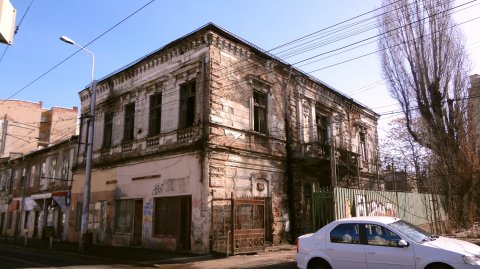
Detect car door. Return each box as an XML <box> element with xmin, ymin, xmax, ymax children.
<box><xmin>363</xmin><ymin>223</ymin><xmax>415</xmax><ymax>269</ymax></box>
<box><xmin>325</xmin><ymin>223</ymin><xmax>367</xmax><ymax>269</ymax></box>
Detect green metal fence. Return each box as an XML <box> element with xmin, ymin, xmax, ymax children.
<box><xmin>312</xmin><ymin>187</ymin><xmax>446</xmax><ymax>233</ymax></box>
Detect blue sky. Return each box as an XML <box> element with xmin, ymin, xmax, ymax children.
<box><xmin>1</xmin><ymin>0</ymin><xmax>479</xmax><ymax>134</ymax></box>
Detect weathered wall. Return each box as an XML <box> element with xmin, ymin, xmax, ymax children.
<box><xmin>114</xmin><ymin>153</ymin><xmax>208</xmax><ymax>253</ymax></box>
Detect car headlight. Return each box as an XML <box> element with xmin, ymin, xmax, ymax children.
<box><xmin>463</xmin><ymin>255</ymin><xmax>480</xmax><ymax>265</ymax></box>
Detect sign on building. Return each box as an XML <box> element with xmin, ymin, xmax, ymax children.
<box><xmin>0</xmin><ymin>0</ymin><xmax>16</xmax><ymax>45</ymax></box>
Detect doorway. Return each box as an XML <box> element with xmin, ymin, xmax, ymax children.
<box><xmin>132</xmin><ymin>199</ymin><xmax>143</xmax><ymax>246</ymax></box>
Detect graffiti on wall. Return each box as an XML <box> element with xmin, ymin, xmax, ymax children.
<box><xmin>191</xmin><ymin>199</ymin><xmax>210</xmax><ymax>245</ymax></box>
<box><xmin>355</xmin><ymin>195</ymin><xmax>397</xmax><ymax>217</ymax></box>
<box><xmin>151</xmin><ymin>178</ymin><xmax>186</xmax><ymax>196</ymax></box>
<box><xmin>143</xmin><ymin>199</ymin><xmax>153</xmax><ymax>239</ymax></box>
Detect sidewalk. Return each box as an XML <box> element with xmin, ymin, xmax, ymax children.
<box><xmin>0</xmin><ymin>236</ymin><xmax>296</xmax><ymax>268</ymax></box>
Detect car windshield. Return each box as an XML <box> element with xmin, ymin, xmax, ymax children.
<box><xmin>388</xmin><ymin>220</ymin><xmax>432</xmax><ymax>243</ymax></box>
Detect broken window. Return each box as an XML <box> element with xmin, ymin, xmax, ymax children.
<box><xmin>115</xmin><ymin>199</ymin><xmax>134</xmax><ymax>233</ymax></box>
<box><xmin>62</xmin><ymin>154</ymin><xmax>69</xmax><ymax>181</ymax></box>
<box><xmin>316</xmin><ymin>112</ymin><xmax>329</xmax><ymax>145</ymax></box>
<box><xmin>253</xmin><ymin>91</ymin><xmax>267</xmax><ymax>134</ymax></box>
<box><xmin>149</xmin><ymin>92</ymin><xmax>162</xmax><ymax>136</ymax></box>
<box><xmin>123</xmin><ymin>103</ymin><xmax>135</xmax><ymax>141</ymax></box>
<box><xmin>103</xmin><ymin>111</ymin><xmax>113</xmax><ymax>148</ymax></box>
<box><xmin>179</xmin><ymin>81</ymin><xmax>195</xmax><ymax>129</ymax></box>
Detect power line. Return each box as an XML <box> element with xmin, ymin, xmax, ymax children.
<box><xmin>0</xmin><ymin>0</ymin><xmax>35</xmax><ymax>64</ymax></box>
<box><xmin>0</xmin><ymin>0</ymin><xmax>157</xmax><ymax>104</ymax></box>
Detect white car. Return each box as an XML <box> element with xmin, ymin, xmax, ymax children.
<box><xmin>296</xmin><ymin>216</ymin><xmax>480</xmax><ymax>269</ymax></box>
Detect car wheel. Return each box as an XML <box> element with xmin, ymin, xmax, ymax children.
<box><xmin>427</xmin><ymin>263</ymin><xmax>452</xmax><ymax>269</ymax></box>
<box><xmin>308</xmin><ymin>259</ymin><xmax>331</xmax><ymax>269</ymax></box>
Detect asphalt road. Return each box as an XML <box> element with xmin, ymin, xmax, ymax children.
<box><xmin>0</xmin><ymin>244</ymin><xmax>149</xmax><ymax>269</ymax></box>
<box><xmin>0</xmin><ymin>243</ymin><xmax>298</xmax><ymax>269</ymax></box>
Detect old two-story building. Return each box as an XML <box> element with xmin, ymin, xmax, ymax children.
<box><xmin>0</xmin><ymin>136</ymin><xmax>77</xmax><ymax>240</ymax></box>
<box><xmin>69</xmin><ymin>23</ymin><xmax>379</xmax><ymax>254</ymax></box>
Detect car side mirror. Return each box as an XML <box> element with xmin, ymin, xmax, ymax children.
<box><xmin>398</xmin><ymin>239</ymin><xmax>409</xmax><ymax>248</ymax></box>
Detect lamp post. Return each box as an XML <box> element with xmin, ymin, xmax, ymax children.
<box><xmin>60</xmin><ymin>35</ymin><xmax>96</xmax><ymax>252</ymax></box>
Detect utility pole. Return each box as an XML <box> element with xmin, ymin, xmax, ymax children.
<box><xmin>60</xmin><ymin>35</ymin><xmax>96</xmax><ymax>252</ymax></box>
<box><xmin>0</xmin><ymin>114</ymin><xmax>8</xmax><ymax>156</ymax></box>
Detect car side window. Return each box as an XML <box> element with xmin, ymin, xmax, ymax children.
<box><xmin>330</xmin><ymin>223</ymin><xmax>361</xmax><ymax>244</ymax></box>
<box><xmin>365</xmin><ymin>224</ymin><xmax>401</xmax><ymax>247</ymax></box>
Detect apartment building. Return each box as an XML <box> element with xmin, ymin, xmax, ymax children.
<box><xmin>0</xmin><ymin>100</ymin><xmax>78</xmax><ymax>157</ymax></box>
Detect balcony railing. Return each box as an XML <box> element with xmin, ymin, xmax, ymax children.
<box><xmin>146</xmin><ymin>135</ymin><xmax>160</xmax><ymax>150</ymax></box>
<box><xmin>297</xmin><ymin>142</ymin><xmax>331</xmax><ymax>157</ymax></box>
<box><xmin>121</xmin><ymin>141</ymin><xmax>133</xmax><ymax>153</ymax></box>
<box><xmin>100</xmin><ymin>147</ymin><xmax>111</xmax><ymax>157</ymax></box>
<box><xmin>177</xmin><ymin>126</ymin><xmax>198</xmax><ymax>142</ymax></box>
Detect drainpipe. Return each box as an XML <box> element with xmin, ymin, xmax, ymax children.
<box><xmin>283</xmin><ymin>66</ymin><xmax>295</xmax><ymax>243</ymax></box>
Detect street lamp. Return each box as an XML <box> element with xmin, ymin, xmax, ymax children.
<box><xmin>60</xmin><ymin>35</ymin><xmax>96</xmax><ymax>252</ymax></box>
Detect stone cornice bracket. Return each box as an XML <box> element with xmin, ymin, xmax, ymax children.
<box><xmin>245</xmin><ymin>75</ymin><xmax>273</xmax><ymax>90</ymax></box>
<box><xmin>171</xmin><ymin>61</ymin><xmax>202</xmax><ymax>82</ymax></box>
<box><xmin>265</xmin><ymin>60</ymin><xmax>276</xmax><ymax>71</ymax></box>
<box><xmin>211</xmin><ymin>33</ymin><xmax>251</xmax><ymax>59</ymax></box>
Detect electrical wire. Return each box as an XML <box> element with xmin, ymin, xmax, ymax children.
<box><xmin>0</xmin><ymin>0</ymin><xmax>35</xmax><ymax>64</ymax></box>
<box><xmin>0</xmin><ymin>0</ymin><xmax>157</xmax><ymax>104</ymax></box>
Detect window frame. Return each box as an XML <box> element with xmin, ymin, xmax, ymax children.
<box><xmin>179</xmin><ymin>81</ymin><xmax>196</xmax><ymax>129</ymax></box>
<box><xmin>50</xmin><ymin>157</ymin><xmax>57</xmax><ymax>183</ymax></box>
<box><xmin>103</xmin><ymin>111</ymin><xmax>114</xmax><ymax>148</ymax></box>
<box><xmin>359</xmin><ymin>131</ymin><xmax>367</xmax><ymax>161</ymax></box>
<box><xmin>252</xmin><ymin>90</ymin><xmax>268</xmax><ymax>134</ymax></box>
<box><xmin>114</xmin><ymin>199</ymin><xmax>135</xmax><ymax>234</ymax></box>
<box><xmin>316</xmin><ymin>112</ymin><xmax>329</xmax><ymax>145</ymax></box>
<box><xmin>123</xmin><ymin>102</ymin><xmax>135</xmax><ymax>142</ymax></box>
<box><xmin>148</xmin><ymin>92</ymin><xmax>163</xmax><ymax>136</ymax></box>
<box><xmin>364</xmin><ymin>223</ymin><xmax>402</xmax><ymax>247</ymax></box>
<box><xmin>29</xmin><ymin>165</ymin><xmax>35</xmax><ymax>187</ymax></box>
<box><xmin>40</xmin><ymin>160</ymin><xmax>46</xmax><ymax>186</ymax></box>
<box><xmin>330</xmin><ymin>223</ymin><xmax>362</xmax><ymax>244</ymax></box>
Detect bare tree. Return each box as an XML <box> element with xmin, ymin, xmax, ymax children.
<box><xmin>378</xmin><ymin>0</ymin><xmax>479</xmax><ymax>227</ymax></box>
<box><xmin>381</xmin><ymin>118</ymin><xmax>431</xmax><ymax>191</ymax></box>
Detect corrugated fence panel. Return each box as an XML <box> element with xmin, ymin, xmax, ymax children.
<box><xmin>333</xmin><ymin>187</ymin><xmax>447</xmax><ymax>227</ymax></box>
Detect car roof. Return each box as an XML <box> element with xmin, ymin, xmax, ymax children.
<box><xmin>334</xmin><ymin>216</ymin><xmax>400</xmax><ymax>225</ymax></box>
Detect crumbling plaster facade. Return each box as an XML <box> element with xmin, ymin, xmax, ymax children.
<box><xmin>71</xmin><ymin>23</ymin><xmax>379</xmax><ymax>254</ymax></box>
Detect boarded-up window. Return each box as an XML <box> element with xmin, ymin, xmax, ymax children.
<box><xmin>154</xmin><ymin>197</ymin><xmax>179</xmax><ymax>236</ymax></box>
<box><xmin>153</xmin><ymin>195</ymin><xmax>191</xmax><ymax>242</ymax></box>
<box><xmin>115</xmin><ymin>199</ymin><xmax>134</xmax><ymax>233</ymax></box>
